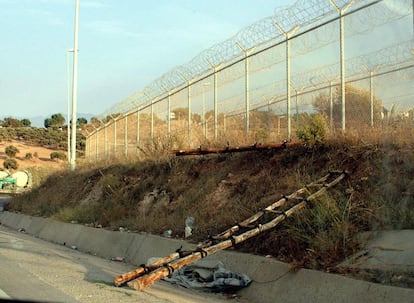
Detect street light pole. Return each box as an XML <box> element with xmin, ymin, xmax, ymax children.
<box><xmin>70</xmin><ymin>0</ymin><xmax>80</xmax><ymax>170</ymax></box>
<box><xmin>66</xmin><ymin>49</ymin><xmax>74</xmax><ymax>165</ymax></box>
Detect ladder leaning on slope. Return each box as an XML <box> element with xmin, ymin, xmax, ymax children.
<box><xmin>114</xmin><ymin>170</ymin><xmax>348</xmax><ymax>291</ymax></box>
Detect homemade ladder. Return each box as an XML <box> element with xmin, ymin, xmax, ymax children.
<box><xmin>115</xmin><ymin>170</ymin><xmax>347</xmax><ymax>291</ymax></box>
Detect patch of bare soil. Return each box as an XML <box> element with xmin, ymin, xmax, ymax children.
<box><xmin>0</xmin><ymin>140</ymin><xmax>66</xmax><ymax>170</ymax></box>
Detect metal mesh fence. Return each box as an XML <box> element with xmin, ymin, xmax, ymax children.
<box><xmin>86</xmin><ymin>0</ymin><xmax>414</xmax><ymax>161</ymax></box>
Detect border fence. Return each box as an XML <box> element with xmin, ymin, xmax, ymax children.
<box><xmin>85</xmin><ymin>0</ymin><xmax>414</xmax><ymax>161</ymax></box>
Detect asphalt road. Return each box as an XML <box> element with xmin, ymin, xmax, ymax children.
<box><xmin>0</xmin><ymin>225</ymin><xmax>231</xmax><ymax>303</ymax></box>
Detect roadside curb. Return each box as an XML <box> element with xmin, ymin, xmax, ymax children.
<box><xmin>1</xmin><ymin>211</ymin><xmax>413</xmax><ymax>303</ymax></box>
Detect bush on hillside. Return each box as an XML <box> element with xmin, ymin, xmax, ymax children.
<box><xmin>50</xmin><ymin>151</ymin><xmax>67</xmax><ymax>161</ymax></box>
<box><xmin>296</xmin><ymin>114</ymin><xmax>328</xmax><ymax>147</ymax></box>
<box><xmin>5</xmin><ymin>145</ymin><xmax>19</xmax><ymax>158</ymax></box>
<box><xmin>3</xmin><ymin>158</ymin><xmax>18</xmax><ymax>170</ymax></box>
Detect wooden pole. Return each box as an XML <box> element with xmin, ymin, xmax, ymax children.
<box><xmin>213</xmin><ymin>172</ymin><xmax>334</xmax><ymax>241</ymax></box>
<box><xmin>174</xmin><ymin>142</ymin><xmax>290</xmax><ymax>156</ymax></box>
<box><xmin>115</xmin><ymin>172</ymin><xmax>333</xmax><ymax>287</ymax></box>
<box><xmin>118</xmin><ymin>172</ymin><xmax>346</xmax><ymax>290</ymax></box>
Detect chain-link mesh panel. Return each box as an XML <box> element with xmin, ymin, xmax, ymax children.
<box><xmin>88</xmin><ymin>0</ymin><xmax>414</xmax><ymax>160</ymax></box>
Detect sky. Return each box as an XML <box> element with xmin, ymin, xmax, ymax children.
<box><xmin>0</xmin><ymin>0</ymin><xmax>294</xmax><ymax>122</ymax></box>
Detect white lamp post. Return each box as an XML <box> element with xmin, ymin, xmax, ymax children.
<box><xmin>70</xmin><ymin>0</ymin><xmax>80</xmax><ymax>170</ymax></box>
<box><xmin>66</xmin><ymin>48</ymin><xmax>74</xmax><ymax>164</ymax></box>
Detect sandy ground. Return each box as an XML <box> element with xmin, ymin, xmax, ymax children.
<box><xmin>0</xmin><ymin>140</ymin><xmax>66</xmax><ymax>170</ymax></box>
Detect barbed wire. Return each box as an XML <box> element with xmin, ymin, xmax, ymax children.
<box><xmin>97</xmin><ymin>0</ymin><xmax>413</xmax><ymax>119</ymax></box>
<box><xmin>291</xmin><ymin>39</ymin><xmax>414</xmax><ymax>88</ymax></box>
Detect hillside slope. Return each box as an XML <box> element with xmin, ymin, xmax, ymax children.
<box><xmin>8</xmin><ymin>139</ymin><xmax>414</xmax><ymax>271</ymax></box>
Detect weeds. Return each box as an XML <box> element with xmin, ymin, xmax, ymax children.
<box><xmin>8</xmin><ymin>130</ymin><xmax>414</xmax><ymax>271</ymax></box>
<box><xmin>296</xmin><ymin>114</ymin><xmax>328</xmax><ymax>147</ymax></box>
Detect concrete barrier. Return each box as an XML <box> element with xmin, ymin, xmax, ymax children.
<box><xmin>1</xmin><ymin>211</ymin><xmax>413</xmax><ymax>303</ymax></box>
<box><xmin>38</xmin><ymin>219</ymin><xmax>84</xmax><ymax>246</ymax></box>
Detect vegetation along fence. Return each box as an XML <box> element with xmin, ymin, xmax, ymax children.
<box><xmin>85</xmin><ymin>0</ymin><xmax>414</xmax><ymax>161</ymax></box>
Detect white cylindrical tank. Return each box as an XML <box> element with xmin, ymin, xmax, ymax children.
<box><xmin>10</xmin><ymin>171</ymin><xmax>29</xmax><ymax>188</ymax></box>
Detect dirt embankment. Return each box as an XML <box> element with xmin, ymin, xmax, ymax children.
<box><xmin>7</xmin><ymin>140</ymin><xmax>414</xmax><ymax>271</ymax></box>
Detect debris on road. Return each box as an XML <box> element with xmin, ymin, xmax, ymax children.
<box><xmin>163</xmin><ymin>259</ymin><xmax>251</xmax><ymax>292</ymax></box>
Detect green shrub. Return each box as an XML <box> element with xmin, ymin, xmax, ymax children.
<box><xmin>33</xmin><ymin>152</ymin><xmax>39</xmax><ymax>158</ymax></box>
<box><xmin>25</xmin><ymin>152</ymin><xmax>33</xmax><ymax>160</ymax></box>
<box><xmin>5</xmin><ymin>145</ymin><xmax>19</xmax><ymax>158</ymax></box>
<box><xmin>50</xmin><ymin>151</ymin><xmax>67</xmax><ymax>161</ymax></box>
<box><xmin>3</xmin><ymin>158</ymin><xmax>18</xmax><ymax>170</ymax></box>
<box><xmin>296</xmin><ymin>114</ymin><xmax>328</xmax><ymax>147</ymax></box>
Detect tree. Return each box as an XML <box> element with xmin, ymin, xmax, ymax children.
<box><xmin>3</xmin><ymin>158</ymin><xmax>18</xmax><ymax>170</ymax></box>
<box><xmin>296</xmin><ymin>114</ymin><xmax>328</xmax><ymax>147</ymax></box>
<box><xmin>20</xmin><ymin>118</ymin><xmax>31</xmax><ymax>127</ymax></box>
<box><xmin>3</xmin><ymin>117</ymin><xmax>22</xmax><ymax>128</ymax></box>
<box><xmin>44</xmin><ymin>113</ymin><xmax>65</xmax><ymax>128</ymax></box>
<box><xmin>77</xmin><ymin>117</ymin><xmax>88</xmax><ymax>126</ymax></box>
<box><xmin>5</xmin><ymin>145</ymin><xmax>19</xmax><ymax>158</ymax></box>
<box><xmin>51</xmin><ymin>113</ymin><xmax>65</xmax><ymax>126</ymax></box>
<box><xmin>44</xmin><ymin>118</ymin><xmax>53</xmax><ymax>128</ymax></box>
<box><xmin>312</xmin><ymin>84</ymin><xmax>383</xmax><ymax>128</ymax></box>
<box><xmin>50</xmin><ymin>151</ymin><xmax>67</xmax><ymax>161</ymax></box>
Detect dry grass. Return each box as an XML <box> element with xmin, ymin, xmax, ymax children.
<box><xmin>8</xmin><ymin>125</ymin><xmax>414</xmax><ymax>271</ymax></box>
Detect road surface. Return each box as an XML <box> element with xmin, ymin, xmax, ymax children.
<box><xmin>0</xmin><ymin>224</ymin><xmax>233</xmax><ymax>303</ymax></box>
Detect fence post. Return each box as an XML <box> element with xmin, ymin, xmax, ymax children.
<box><xmin>236</xmin><ymin>43</ymin><xmax>256</xmax><ymax>142</ymax></box>
<box><xmin>329</xmin><ymin>0</ymin><xmax>355</xmax><ymax>132</ymax></box>
<box><xmin>214</xmin><ymin>70</ymin><xmax>218</xmax><ymax>141</ymax></box>
<box><xmin>104</xmin><ymin>125</ymin><xmax>108</xmax><ymax>158</ymax></box>
<box><xmin>136</xmin><ymin>111</ymin><xmax>140</xmax><ymax>156</ymax></box>
<box><xmin>274</xmin><ymin>23</ymin><xmax>300</xmax><ymax>141</ymax></box>
<box><xmin>188</xmin><ymin>81</ymin><xmax>192</xmax><ymax>147</ymax></box>
<box><xmin>362</xmin><ymin>65</ymin><xmax>379</xmax><ymax>127</ymax></box>
<box><xmin>151</xmin><ymin>101</ymin><xmax>154</xmax><ymax>142</ymax></box>
<box><xmin>113</xmin><ymin>117</ymin><xmax>117</xmax><ymax>158</ymax></box>
<box><xmin>329</xmin><ymin>81</ymin><xmax>334</xmax><ymax>131</ymax></box>
<box><xmin>206</xmin><ymin>60</ymin><xmax>220</xmax><ymax>141</ymax></box>
<box><xmin>124</xmin><ymin>115</ymin><xmax>128</xmax><ymax>157</ymax></box>
<box><xmin>340</xmin><ymin>11</ymin><xmax>346</xmax><ymax>131</ymax></box>
<box><xmin>168</xmin><ymin>93</ymin><xmax>171</xmax><ymax>140</ymax></box>
<box><xmin>95</xmin><ymin>129</ymin><xmax>98</xmax><ymax>161</ymax></box>
<box><xmin>202</xmin><ymin>83</ymin><xmax>210</xmax><ymax>139</ymax></box>
<box><xmin>87</xmin><ymin>134</ymin><xmax>90</xmax><ymax>160</ymax></box>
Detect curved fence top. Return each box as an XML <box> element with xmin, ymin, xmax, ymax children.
<box><xmin>96</xmin><ymin>0</ymin><xmax>413</xmax><ymax>120</ymax></box>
